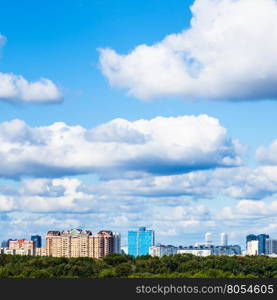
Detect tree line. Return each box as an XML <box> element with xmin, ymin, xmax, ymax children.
<box><xmin>0</xmin><ymin>253</ymin><xmax>276</xmax><ymax>278</ymax></box>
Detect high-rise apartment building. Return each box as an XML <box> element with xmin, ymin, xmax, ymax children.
<box><xmin>128</xmin><ymin>227</ymin><xmax>155</xmax><ymax>257</ymax></box>
<box><xmin>9</xmin><ymin>239</ymin><xmax>35</xmax><ymax>256</ymax></box>
<box><xmin>31</xmin><ymin>235</ymin><xmax>42</xmax><ymax>248</ymax></box>
<box><xmin>46</xmin><ymin>229</ymin><xmax>116</xmax><ymax>258</ymax></box>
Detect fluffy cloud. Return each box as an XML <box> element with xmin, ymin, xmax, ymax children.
<box><xmin>99</xmin><ymin>0</ymin><xmax>277</xmax><ymax>101</ymax></box>
<box><xmin>0</xmin><ymin>35</ymin><xmax>62</xmax><ymax>103</ymax></box>
<box><xmin>0</xmin><ymin>73</ymin><xmax>62</xmax><ymax>103</ymax></box>
<box><xmin>0</xmin><ymin>115</ymin><xmax>242</xmax><ymax>179</ymax></box>
<box><xmin>2</xmin><ymin>173</ymin><xmax>277</xmax><ymax>244</ymax></box>
<box><xmin>0</xmin><ymin>178</ymin><xmax>96</xmax><ymax>213</ymax></box>
<box><xmin>256</xmin><ymin>140</ymin><xmax>277</xmax><ymax>165</ymax></box>
<box><xmin>218</xmin><ymin>200</ymin><xmax>277</xmax><ymax>224</ymax></box>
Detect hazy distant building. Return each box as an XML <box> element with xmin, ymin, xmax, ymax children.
<box><xmin>46</xmin><ymin>229</ymin><xmax>116</xmax><ymax>258</ymax></box>
<box><xmin>205</xmin><ymin>232</ymin><xmax>212</xmax><ymax>246</ymax></box>
<box><xmin>1</xmin><ymin>240</ymin><xmax>9</xmax><ymax>248</ymax></box>
<box><xmin>149</xmin><ymin>244</ymin><xmax>177</xmax><ymax>257</ymax></box>
<box><xmin>213</xmin><ymin>245</ymin><xmax>241</xmax><ymax>255</ymax></box>
<box><xmin>177</xmin><ymin>247</ymin><xmax>212</xmax><ymax>257</ymax></box>
<box><xmin>121</xmin><ymin>246</ymin><xmax>128</xmax><ymax>255</ymax></box>
<box><xmin>113</xmin><ymin>232</ymin><xmax>121</xmax><ymax>254</ymax></box>
<box><xmin>265</xmin><ymin>238</ymin><xmax>277</xmax><ymax>255</ymax></box>
<box><xmin>128</xmin><ymin>227</ymin><xmax>155</xmax><ymax>257</ymax></box>
<box><xmin>220</xmin><ymin>233</ymin><xmax>228</xmax><ymax>246</ymax></box>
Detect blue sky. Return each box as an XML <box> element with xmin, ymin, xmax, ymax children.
<box><xmin>1</xmin><ymin>0</ymin><xmax>277</xmax><ymax>248</ymax></box>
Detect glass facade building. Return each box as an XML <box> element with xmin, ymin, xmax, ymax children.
<box><xmin>246</xmin><ymin>234</ymin><xmax>269</xmax><ymax>254</ymax></box>
<box><xmin>128</xmin><ymin>227</ymin><xmax>155</xmax><ymax>257</ymax></box>
<box><xmin>31</xmin><ymin>235</ymin><xmax>42</xmax><ymax>248</ymax></box>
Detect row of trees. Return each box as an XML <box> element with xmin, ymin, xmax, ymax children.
<box><xmin>0</xmin><ymin>253</ymin><xmax>277</xmax><ymax>278</ymax></box>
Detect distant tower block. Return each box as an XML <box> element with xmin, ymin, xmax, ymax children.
<box><xmin>220</xmin><ymin>232</ymin><xmax>228</xmax><ymax>246</ymax></box>
<box><xmin>205</xmin><ymin>232</ymin><xmax>212</xmax><ymax>246</ymax></box>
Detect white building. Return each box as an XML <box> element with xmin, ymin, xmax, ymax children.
<box><xmin>149</xmin><ymin>245</ymin><xmax>177</xmax><ymax>257</ymax></box>
<box><xmin>177</xmin><ymin>249</ymin><xmax>212</xmax><ymax>257</ymax></box>
<box><xmin>265</xmin><ymin>238</ymin><xmax>277</xmax><ymax>254</ymax></box>
<box><xmin>247</xmin><ymin>240</ymin><xmax>259</xmax><ymax>255</ymax></box>
<box><xmin>220</xmin><ymin>233</ymin><xmax>228</xmax><ymax>246</ymax></box>
<box><xmin>205</xmin><ymin>232</ymin><xmax>212</xmax><ymax>246</ymax></box>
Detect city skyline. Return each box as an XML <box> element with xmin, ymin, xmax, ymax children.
<box><xmin>1</xmin><ymin>0</ymin><xmax>277</xmax><ymax>247</ymax></box>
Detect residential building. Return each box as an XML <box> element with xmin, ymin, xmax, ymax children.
<box><xmin>128</xmin><ymin>227</ymin><xmax>155</xmax><ymax>257</ymax></box>
<box><xmin>149</xmin><ymin>244</ymin><xmax>177</xmax><ymax>257</ymax></box>
<box><xmin>35</xmin><ymin>247</ymin><xmax>47</xmax><ymax>256</ymax></box>
<box><xmin>46</xmin><ymin>229</ymin><xmax>116</xmax><ymax>258</ymax></box>
<box><xmin>9</xmin><ymin>239</ymin><xmax>35</xmax><ymax>256</ymax></box>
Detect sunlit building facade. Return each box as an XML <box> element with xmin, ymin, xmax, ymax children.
<box><xmin>128</xmin><ymin>227</ymin><xmax>155</xmax><ymax>257</ymax></box>
<box><xmin>46</xmin><ymin>229</ymin><xmax>116</xmax><ymax>258</ymax></box>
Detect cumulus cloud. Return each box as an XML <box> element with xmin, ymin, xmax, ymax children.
<box><xmin>0</xmin><ymin>73</ymin><xmax>62</xmax><ymax>103</ymax></box>
<box><xmin>0</xmin><ymin>115</ymin><xmax>242</xmax><ymax>179</ymax></box>
<box><xmin>219</xmin><ymin>200</ymin><xmax>277</xmax><ymax>221</ymax></box>
<box><xmin>0</xmin><ymin>178</ymin><xmax>96</xmax><ymax>213</ymax></box>
<box><xmin>86</xmin><ymin>166</ymin><xmax>277</xmax><ymax>201</ymax></box>
<box><xmin>99</xmin><ymin>0</ymin><xmax>277</xmax><ymax>101</ymax></box>
<box><xmin>1</xmin><ymin>172</ymin><xmax>277</xmax><ymax>244</ymax></box>
<box><xmin>256</xmin><ymin>140</ymin><xmax>277</xmax><ymax>165</ymax></box>
<box><xmin>0</xmin><ymin>35</ymin><xmax>62</xmax><ymax>103</ymax></box>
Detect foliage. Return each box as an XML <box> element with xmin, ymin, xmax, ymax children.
<box><xmin>0</xmin><ymin>253</ymin><xmax>276</xmax><ymax>278</ymax></box>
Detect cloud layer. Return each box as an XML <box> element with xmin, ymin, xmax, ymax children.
<box><xmin>0</xmin><ymin>115</ymin><xmax>242</xmax><ymax>179</ymax></box>
<box><xmin>99</xmin><ymin>0</ymin><xmax>277</xmax><ymax>101</ymax></box>
<box><xmin>0</xmin><ymin>35</ymin><xmax>62</xmax><ymax>103</ymax></box>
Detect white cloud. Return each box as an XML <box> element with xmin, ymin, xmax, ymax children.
<box><xmin>0</xmin><ymin>35</ymin><xmax>62</xmax><ymax>103</ymax></box>
<box><xmin>87</xmin><ymin>166</ymin><xmax>277</xmax><ymax>201</ymax></box>
<box><xmin>0</xmin><ymin>115</ymin><xmax>242</xmax><ymax>179</ymax></box>
<box><xmin>0</xmin><ymin>195</ymin><xmax>17</xmax><ymax>212</ymax></box>
<box><xmin>0</xmin><ymin>73</ymin><xmax>62</xmax><ymax>103</ymax></box>
<box><xmin>256</xmin><ymin>140</ymin><xmax>277</xmax><ymax>165</ymax></box>
<box><xmin>99</xmin><ymin>0</ymin><xmax>277</xmax><ymax>101</ymax></box>
<box><xmin>19</xmin><ymin>178</ymin><xmax>96</xmax><ymax>213</ymax></box>
<box><xmin>219</xmin><ymin>200</ymin><xmax>277</xmax><ymax>220</ymax></box>
<box><xmin>0</xmin><ymin>178</ymin><xmax>96</xmax><ymax>213</ymax></box>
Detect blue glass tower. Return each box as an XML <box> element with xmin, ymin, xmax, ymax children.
<box><xmin>31</xmin><ymin>235</ymin><xmax>42</xmax><ymax>248</ymax></box>
<box><xmin>128</xmin><ymin>227</ymin><xmax>155</xmax><ymax>257</ymax></box>
<box><xmin>258</xmin><ymin>234</ymin><xmax>269</xmax><ymax>254</ymax></box>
